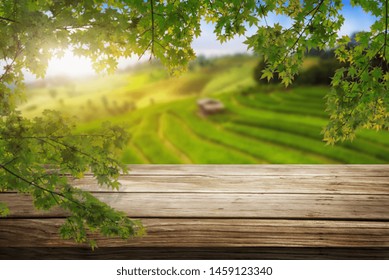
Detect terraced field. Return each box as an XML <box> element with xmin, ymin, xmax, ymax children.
<box><xmin>118</xmin><ymin>86</ymin><xmax>389</xmax><ymax>164</ymax></box>
<box><xmin>22</xmin><ymin>56</ymin><xmax>389</xmax><ymax>163</ymax></box>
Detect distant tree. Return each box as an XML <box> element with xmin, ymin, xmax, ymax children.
<box><xmin>0</xmin><ymin>0</ymin><xmax>388</xmax><ymax>246</ymax></box>
<box><xmin>49</xmin><ymin>89</ymin><xmax>58</xmax><ymax>99</ymax></box>
<box><xmin>294</xmin><ymin>48</ymin><xmax>345</xmax><ymax>85</ymax></box>
<box><xmin>188</xmin><ymin>55</ymin><xmax>212</xmax><ymax>71</ymax></box>
<box><xmin>298</xmin><ymin>58</ymin><xmax>343</xmax><ymax>85</ymax></box>
<box><xmin>255</xmin><ymin>52</ymin><xmax>343</xmax><ymax>86</ymax></box>
<box><xmin>196</xmin><ymin>55</ymin><xmax>211</xmax><ymax>67</ymax></box>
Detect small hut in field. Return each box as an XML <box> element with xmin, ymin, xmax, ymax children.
<box><xmin>197</xmin><ymin>98</ymin><xmax>225</xmax><ymax>116</ymax></box>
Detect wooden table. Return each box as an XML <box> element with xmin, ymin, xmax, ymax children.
<box><xmin>1</xmin><ymin>165</ymin><xmax>389</xmax><ymax>259</ymax></box>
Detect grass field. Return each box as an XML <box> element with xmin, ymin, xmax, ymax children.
<box><xmin>21</xmin><ymin>55</ymin><xmax>389</xmax><ymax>164</ymax></box>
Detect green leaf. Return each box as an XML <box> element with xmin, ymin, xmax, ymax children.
<box><xmin>261</xmin><ymin>69</ymin><xmax>274</xmax><ymax>81</ymax></box>
<box><xmin>0</xmin><ymin>202</ymin><xmax>10</xmax><ymax>217</ymax></box>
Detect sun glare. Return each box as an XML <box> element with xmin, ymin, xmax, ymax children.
<box><xmin>45</xmin><ymin>50</ymin><xmax>96</xmax><ymax>78</ymax></box>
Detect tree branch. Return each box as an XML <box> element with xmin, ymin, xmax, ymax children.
<box><xmin>258</xmin><ymin>2</ymin><xmax>269</xmax><ymax>28</ymax></box>
<box><xmin>384</xmin><ymin>0</ymin><xmax>388</xmax><ymax>60</ymax></box>
<box><xmin>150</xmin><ymin>0</ymin><xmax>155</xmax><ymax>60</ymax></box>
<box><xmin>0</xmin><ymin>163</ymin><xmax>84</xmax><ymax>208</ymax></box>
<box><xmin>154</xmin><ymin>40</ymin><xmax>168</xmax><ymax>52</ymax></box>
<box><xmin>280</xmin><ymin>0</ymin><xmax>324</xmax><ymax>64</ymax></box>
<box><xmin>0</xmin><ymin>134</ymin><xmax>109</xmax><ymax>140</ymax></box>
<box><xmin>231</xmin><ymin>1</ymin><xmax>245</xmax><ymax>31</ymax></box>
<box><xmin>334</xmin><ymin>44</ymin><xmax>386</xmax><ymax>134</ymax></box>
<box><xmin>0</xmin><ymin>40</ymin><xmax>23</xmax><ymax>82</ymax></box>
<box><xmin>43</xmin><ymin>137</ymin><xmax>103</xmax><ymax>165</ymax></box>
<box><xmin>0</xmin><ymin>134</ymin><xmax>109</xmax><ymax>171</ymax></box>
<box><xmin>0</xmin><ymin>16</ymin><xmax>18</xmax><ymax>23</ymax></box>
<box><xmin>138</xmin><ymin>41</ymin><xmax>152</xmax><ymax>61</ymax></box>
<box><xmin>0</xmin><ymin>162</ymin><xmax>142</xmax><ymax>243</ymax></box>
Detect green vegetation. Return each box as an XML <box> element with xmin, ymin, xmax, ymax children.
<box><xmin>22</xmin><ymin>56</ymin><xmax>389</xmax><ymax>164</ymax></box>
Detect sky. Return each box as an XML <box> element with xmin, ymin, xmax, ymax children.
<box><xmin>25</xmin><ymin>2</ymin><xmax>377</xmax><ymax>81</ymax></box>
<box><xmin>193</xmin><ymin>3</ymin><xmax>377</xmax><ymax>56</ymax></box>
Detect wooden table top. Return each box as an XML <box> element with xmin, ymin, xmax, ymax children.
<box><xmin>1</xmin><ymin>165</ymin><xmax>388</xmax><ymax>259</ymax></box>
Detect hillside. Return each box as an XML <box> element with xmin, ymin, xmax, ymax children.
<box><xmin>20</xmin><ymin>55</ymin><xmax>389</xmax><ymax>164</ymax></box>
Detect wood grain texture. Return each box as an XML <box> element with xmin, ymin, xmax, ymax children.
<box><xmin>1</xmin><ymin>219</ymin><xmax>388</xmax><ymax>247</ymax></box>
<box><xmin>120</xmin><ymin>164</ymin><xmax>389</xmax><ymax>176</ymax></box>
<box><xmin>68</xmin><ymin>175</ymin><xmax>389</xmax><ymax>194</ymax></box>
<box><xmin>3</xmin><ymin>193</ymin><xmax>389</xmax><ymax>220</ymax></box>
<box><xmin>1</xmin><ymin>165</ymin><xmax>388</xmax><ymax>259</ymax></box>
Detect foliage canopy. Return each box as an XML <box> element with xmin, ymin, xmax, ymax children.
<box><xmin>0</xmin><ymin>0</ymin><xmax>388</xmax><ymax>246</ymax></box>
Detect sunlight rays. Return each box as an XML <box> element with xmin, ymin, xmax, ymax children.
<box><xmin>45</xmin><ymin>50</ymin><xmax>95</xmax><ymax>78</ymax></box>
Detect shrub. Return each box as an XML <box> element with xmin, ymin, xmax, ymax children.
<box><xmin>295</xmin><ymin>58</ymin><xmax>344</xmax><ymax>85</ymax></box>
<box><xmin>254</xmin><ymin>50</ymin><xmax>344</xmax><ymax>86</ymax></box>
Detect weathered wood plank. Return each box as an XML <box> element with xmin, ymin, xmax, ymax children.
<box><xmin>120</xmin><ymin>164</ymin><xmax>389</xmax><ymax>176</ymax></box>
<box><xmin>2</xmin><ymin>247</ymin><xmax>389</xmax><ymax>260</ymax></box>
<box><xmin>1</xmin><ymin>219</ymin><xmax>388</xmax><ymax>248</ymax></box>
<box><xmin>1</xmin><ymin>165</ymin><xmax>388</xmax><ymax>259</ymax></box>
<box><xmin>68</xmin><ymin>175</ymin><xmax>389</xmax><ymax>194</ymax></box>
<box><xmin>3</xmin><ymin>193</ymin><xmax>389</xmax><ymax>220</ymax></box>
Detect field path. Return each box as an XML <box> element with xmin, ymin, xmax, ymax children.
<box><xmin>131</xmin><ymin>143</ymin><xmax>151</xmax><ymax>163</ymax></box>
<box><xmin>128</xmin><ymin>118</ymin><xmax>151</xmax><ymax>163</ymax></box>
<box><xmin>158</xmin><ymin>114</ymin><xmax>192</xmax><ymax>163</ymax></box>
<box><xmin>169</xmin><ymin>112</ymin><xmax>265</xmax><ymax>163</ymax></box>
<box><xmin>228</xmin><ymin>94</ymin><xmax>387</xmax><ymax>163</ymax></box>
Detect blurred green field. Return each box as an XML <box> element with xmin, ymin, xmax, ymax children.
<box><xmin>21</xmin><ymin>55</ymin><xmax>389</xmax><ymax>164</ymax></box>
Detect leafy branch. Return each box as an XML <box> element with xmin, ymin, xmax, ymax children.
<box><xmin>150</xmin><ymin>0</ymin><xmax>155</xmax><ymax>60</ymax></box>
<box><xmin>0</xmin><ymin>40</ymin><xmax>23</xmax><ymax>82</ymax></box>
<box><xmin>0</xmin><ymin>162</ymin><xmax>144</xmax><ymax>249</ymax></box>
<box><xmin>281</xmin><ymin>0</ymin><xmax>324</xmax><ymax>63</ymax></box>
<box><xmin>0</xmin><ymin>16</ymin><xmax>17</xmax><ymax>23</ymax></box>
<box><xmin>0</xmin><ymin>163</ymin><xmax>81</xmax><ymax>207</ymax></box>
<box><xmin>384</xmin><ymin>0</ymin><xmax>388</xmax><ymax>60</ymax></box>
<box><xmin>0</xmin><ymin>110</ymin><xmax>144</xmax><ymax>247</ymax></box>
